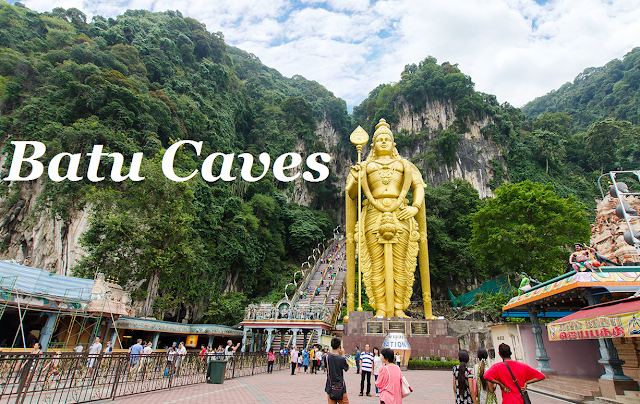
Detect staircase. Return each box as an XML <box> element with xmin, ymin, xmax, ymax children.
<box><xmin>295</xmin><ymin>240</ymin><xmax>347</xmax><ymax>326</ymax></box>
<box><xmin>529</xmin><ymin>375</ymin><xmax>601</xmax><ymax>402</ymax></box>
<box><xmin>596</xmin><ymin>390</ymin><xmax>640</xmax><ymax>404</ymax></box>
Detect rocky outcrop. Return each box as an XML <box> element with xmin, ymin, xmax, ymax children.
<box><xmin>392</xmin><ymin>97</ymin><xmax>501</xmax><ymax>198</ymax></box>
<box><xmin>0</xmin><ymin>180</ymin><xmax>90</xmax><ymax>275</ymax></box>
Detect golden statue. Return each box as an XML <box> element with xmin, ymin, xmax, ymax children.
<box><xmin>345</xmin><ymin>119</ymin><xmax>434</xmax><ymax>319</ymax></box>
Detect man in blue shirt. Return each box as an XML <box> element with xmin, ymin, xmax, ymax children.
<box><xmin>129</xmin><ymin>339</ymin><xmax>143</xmax><ymax>366</ymax></box>
<box><xmin>354</xmin><ymin>346</ymin><xmax>361</xmax><ymax>374</ymax></box>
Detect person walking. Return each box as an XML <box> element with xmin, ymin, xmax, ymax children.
<box><xmin>129</xmin><ymin>339</ymin><xmax>143</xmax><ymax>367</ymax></box>
<box><xmin>87</xmin><ymin>337</ymin><xmax>102</xmax><ymax>369</ymax></box>
<box><xmin>372</xmin><ymin>347</ymin><xmax>382</xmax><ymax>397</ymax></box>
<box><xmin>453</xmin><ymin>350</ymin><xmax>477</xmax><ymax>404</ymax></box>
<box><xmin>376</xmin><ymin>348</ymin><xmax>403</xmax><ymax>404</ymax></box>
<box><xmin>359</xmin><ymin>344</ymin><xmax>373</xmax><ymax>397</ymax></box>
<box><xmin>315</xmin><ymin>346</ymin><xmax>323</xmax><ymax>374</ymax></box>
<box><xmin>474</xmin><ymin>348</ymin><xmax>497</xmax><ymax>404</ymax></box>
<box><xmin>355</xmin><ymin>346</ymin><xmax>361</xmax><ymax>374</ymax></box>
<box><xmin>303</xmin><ymin>348</ymin><xmax>310</xmax><ymax>373</ymax></box>
<box><xmin>290</xmin><ymin>345</ymin><xmax>298</xmax><ymax>375</ymax></box>
<box><xmin>267</xmin><ymin>347</ymin><xmax>275</xmax><ymax>374</ymax></box>
<box><xmin>325</xmin><ymin>337</ymin><xmax>349</xmax><ymax>404</ymax></box>
<box><xmin>298</xmin><ymin>348</ymin><xmax>304</xmax><ymax>373</ymax></box>
<box><xmin>309</xmin><ymin>346</ymin><xmax>316</xmax><ymax>374</ymax></box>
<box><xmin>484</xmin><ymin>343</ymin><xmax>546</xmax><ymax>404</ymax></box>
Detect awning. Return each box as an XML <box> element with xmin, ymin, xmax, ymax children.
<box><xmin>547</xmin><ymin>296</ymin><xmax>640</xmax><ymax>341</ymax></box>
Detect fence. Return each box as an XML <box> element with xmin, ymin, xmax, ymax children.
<box><xmin>448</xmin><ymin>274</ymin><xmax>511</xmax><ymax>308</ymax></box>
<box><xmin>0</xmin><ymin>351</ymin><xmax>289</xmax><ymax>404</ymax></box>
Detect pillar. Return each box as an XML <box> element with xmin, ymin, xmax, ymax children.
<box><xmin>250</xmin><ymin>329</ymin><xmax>256</xmax><ymax>352</ymax></box>
<box><xmin>208</xmin><ymin>335</ymin><xmax>214</xmax><ymax>348</ymax></box>
<box><xmin>527</xmin><ymin>307</ymin><xmax>554</xmax><ymax>373</ymax></box>
<box><xmin>151</xmin><ymin>332</ymin><xmax>160</xmax><ymax>350</ymax></box>
<box><xmin>291</xmin><ymin>328</ymin><xmax>300</xmax><ymax>349</ymax></box>
<box><xmin>265</xmin><ymin>328</ymin><xmax>275</xmax><ymax>352</ymax></box>
<box><xmin>316</xmin><ymin>328</ymin><xmax>322</xmax><ymax>344</ymax></box>
<box><xmin>110</xmin><ymin>328</ymin><xmax>118</xmax><ymax>348</ymax></box>
<box><xmin>241</xmin><ymin>327</ymin><xmax>251</xmax><ymax>353</ymax></box>
<box><xmin>39</xmin><ymin>313</ymin><xmax>58</xmax><ymax>352</ymax></box>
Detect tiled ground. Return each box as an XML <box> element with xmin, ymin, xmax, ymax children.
<box><xmin>97</xmin><ymin>368</ymin><xmax>573</xmax><ymax>404</ymax></box>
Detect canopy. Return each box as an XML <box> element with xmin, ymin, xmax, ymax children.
<box><xmin>547</xmin><ymin>296</ymin><xmax>640</xmax><ymax>341</ymax></box>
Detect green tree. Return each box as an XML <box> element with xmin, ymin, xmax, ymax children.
<box><xmin>75</xmin><ymin>156</ymin><xmax>201</xmax><ymax>318</ymax></box>
<box><xmin>470</xmin><ymin>181</ymin><xmax>590</xmax><ymax>280</ymax></box>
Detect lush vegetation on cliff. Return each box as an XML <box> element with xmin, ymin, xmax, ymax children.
<box><xmin>0</xmin><ymin>2</ymin><xmax>345</xmax><ymax>323</ymax></box>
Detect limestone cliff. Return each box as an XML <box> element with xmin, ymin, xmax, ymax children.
<box><xmin>391</xmin><ymin>97</ymin><xmax>501</xmax><ymax>198</ymax></box>
<box><xmin>0</xmin><ymin>180</ymin><xmax>90</xmax><ymax>275</ymax></box>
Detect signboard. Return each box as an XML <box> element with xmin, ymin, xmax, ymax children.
<box><xmin>366</xmin><ymin>321</ymin><xmax>384</xmax><ymax>334</ymax></box>
<box><xmin>185</xmin><ymin>334</ymin><xmax>198</xmax><ymax>347</ymax></box>
<box><xmin>410</xmin><ymin>322</ymin><xmax>429</xmax><ymax>335</ymax></box>
<box><xmin>547</xmin><ymin>310</ymin><xmax>640</xmax><ymax>341</ymax></box>
<box><xmin>381</xmin><ymin>332</ymin><xmax>411</xmax><ymax>350</ymax></box>
<box><xmin>387</xmin><ymin>322</ymin><xmax>406</xmax><ymax>333</ymax></box>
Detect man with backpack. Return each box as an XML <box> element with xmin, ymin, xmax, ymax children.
<box><xmin>326</xmin><ymin>337</ymin><xmax>350</xmax><ymax>404</ymax></box>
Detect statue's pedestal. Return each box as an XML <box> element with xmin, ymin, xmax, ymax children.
<box><xmin>342</xmin><ymin>311</ymin><xmax>458</xmax><ymax>358</ymax></box>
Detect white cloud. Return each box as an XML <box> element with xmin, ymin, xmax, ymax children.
<box><xmin>16</xmin><ymin>0</ymin><xmax>640</xmax><ymax>109</ymax></box>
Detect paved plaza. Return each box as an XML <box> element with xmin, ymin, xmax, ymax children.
<box><xmin>99</xmin><ymin>368</ymin><xmax>572</xmax><ymax>404</ymax></box>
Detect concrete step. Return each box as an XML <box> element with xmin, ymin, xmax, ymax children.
<box><xmin>596</xmin><ymin>394</ymin><xmax>640</xmax><ymax>404</ymax></box>
<box><xmin>536</xmin><ymin>380</ymin><xmax>600</xmax><ymax>396</ymax></box>
<box><xmin>616</xmin><ymin>394</ymin><xmax>640</xmax><ymax>404</ymax></box>
<box><xmin>624</xmin><ymin>391</ymin><xmax>640</xmax><ymax>400</ymax></box>
<box><xmin>544</xmin><ymin>376</ymin><xmax>601</xmax><ymax>390</ymax></box>
<box><xmin>529</xmin><ymin>385</ymin><xmax>591</xmax><ymax>402</ymax></box>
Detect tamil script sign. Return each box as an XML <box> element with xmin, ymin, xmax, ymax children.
<box><xmin>548</xmin><ymin>310</ymin><xmax>640</xmax><ymax>341</ymax></box>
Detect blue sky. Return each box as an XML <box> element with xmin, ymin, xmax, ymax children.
<box><xmin>16</xmin><ymin>0</ymin><xmax>640</xmax><ymax>110</ymax></box>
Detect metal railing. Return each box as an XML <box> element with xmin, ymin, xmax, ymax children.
<box><xmin>0</xmin><ymin>351</ymin><xmax>289</xmax><ymax>404</ymax></box>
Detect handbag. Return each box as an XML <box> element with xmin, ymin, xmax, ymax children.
<box><xmin>401</xmin><ymin>374</ymin><xmax>413</xmax><ymax>398</ymax></box>
<box><xmin>327</xmin><ymin>354</ymin><xmax>344</xmax><ymax>401</ymax></box>
<box><xmin>504</xmin><ymin>361</ymin><xmax>532</xmax><ymax>404</ymax></box>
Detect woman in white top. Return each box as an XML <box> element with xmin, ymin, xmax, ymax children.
<box><xmin>372</xmin><ymin>347</ymin><xmax>383</xmax><ymax>397</ymax></box>
<box><xmin>473</xmin><ymin>348</ymin><xmax>497</xmax><ymax>404</ymax></box>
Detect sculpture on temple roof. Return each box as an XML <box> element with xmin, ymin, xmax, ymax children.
<box><xmin>569</xmin><ymin>243</ymin><xmax>600</xmax><ymax>273</ymax></box>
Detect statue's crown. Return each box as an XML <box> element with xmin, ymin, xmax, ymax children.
<box><xmin>373</xmin><ymin>118</ymin><xmax>393</xmax><ymax>140</ymax></box>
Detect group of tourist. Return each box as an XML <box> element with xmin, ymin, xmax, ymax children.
<box><xmin>288</xmin><ymin>344</ymin><xmax>328</xmax><ymax>374</ymax></box>
<box><xmin>453</xmin><ymin>343</ymin><xmax>546</xmax><ymax>404</ymax></box>
<box><xmin>322</xmin><ymin>337</ymin><xmax>406</xmax><ymax>404</ymax></box>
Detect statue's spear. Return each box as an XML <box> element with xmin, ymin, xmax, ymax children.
<box><xmin>350</xmin><ymin>126</ymin><xmax>369</xmax><ymax>313</ymax></box>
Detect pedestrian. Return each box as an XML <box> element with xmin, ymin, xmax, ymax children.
<box><xmin>298</xmin><ymin>348</ymin><xmax>304</xmax><ymax>373</ymax></box>
<box><xmin>355</xmin><ymin>346</ymin><xmax>361</xmax><ymax>374</ymax></box>
<box><xmin>372</xmin><ymin>347</ymin><xmax>382</xmax><ymax>397</ymax></box>
<box><xmin>166</xmin><ymin>344</ymin><xmax>177</xmax><ymax>376</ymax></box>
<box><xmin>199</xmin><ymin>345</ymin><xmax>207</xmax><ymax>361</ymax></box>
<box><xmin>315</xmin><ymin>346</ymin><xmax>323</xmax><ymax>374</ymax></box>
<box><xmin>484</xmin><ymin>343</ymin><xmax>546</xmax><ymax>404</ymax></box>
<box><xmin>267</xmin><ymin>347</ymin><xmax>275</xmax><ymax>373</ymax></box>
<box><xmin>325</xmin><ymin>337</ymin><xmax>349</xmax><ymax>404</ymax></box>
<box><xmin>87</xmin><ymin>337</ymin><xmax>102</xmax><ymax>369</ymax></box>
<box><xmin>453</xmin><ymin>350</ymin><xmax>477</xmax><ymax>404</ymax></box>
<box><xmin>225</xmin><ymin>340</ymin><xmax>240</xmax><ymax>358</ymax></box>
<box><xmin>290</xmin><ymin>345</ymin><xmax>298</xmax><ymax>375</ymax></box>
<box><xmin>359</xmin><ymin>344</ymin><xmax>373</xmax><ymax>397</ymax></box>
<box><xmin>474</xmin><ymin>348</ymin><xmax>497</xmax><ymax>404</ymax></box>
<box><xmin>129</xmin><ymin>339</ymin><xmax>143</xmax><ymax>367</ymax></box>
<box><xmin>309</xmin><ymin>346</ymin><xmax>316</xmax><ymax>373</ymax></box>
<box><xmin>104</xmin><ymin>341</ymin><xmax>113</xmax><ymax>355</ymax></box>
<box><xmin>376</xmin><ymin>348</ymin><xmax>403</xmax><ymax>404</ymax></box>
<box><xmin>74</xmin><ymin>343</ymin><xmax>83</xmax><ymax>353</ymax></box>
<box><xmin>395</xmin><ymin>352</ymin><xmax>401</xmax><ymax>366</ymax></box>
<box><xmin>175</xmin><ymin>342</ymin><xmax>187</xmax><ymax>375</ymax></box>
<box><xmin>303</xmin><ymin>348</ymin><xmax>310</xmax><ymax>373</ymax></box>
